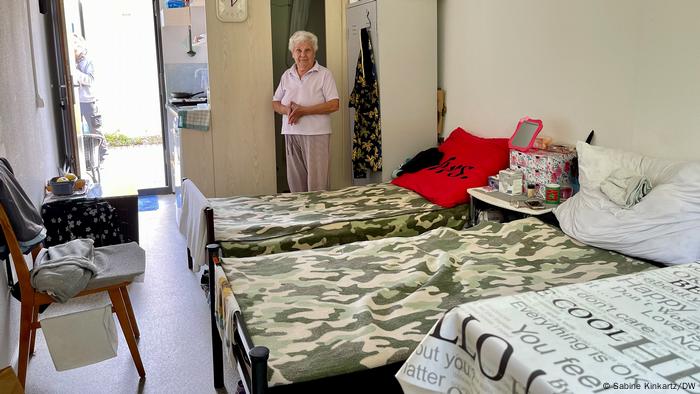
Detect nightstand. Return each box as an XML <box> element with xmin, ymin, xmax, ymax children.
<box><xmin>467</xmin><ymin>187</ymin><xmax>556</xmax><ymax>227</ymax></box>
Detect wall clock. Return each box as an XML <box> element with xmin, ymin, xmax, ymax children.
<box><xmin>217</xmin><ymin>0</ymin><xmax>248</xmax><ymax>23</ymax></box>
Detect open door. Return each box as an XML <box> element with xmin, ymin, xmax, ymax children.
<box><xmin>49</xmin><ymin>0</ymin><xmax>84</xmax><ymax>176</ymax></box>
<box><xmin>49</xmin><ymin>0</ymin><xmax>170</xmax><ymax>195</ymax></box>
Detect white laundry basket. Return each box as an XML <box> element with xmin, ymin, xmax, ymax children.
<box><xmin>41</xmin><ymin>304</ymin><xmax>118</xmax><ymax>371</ymax></box>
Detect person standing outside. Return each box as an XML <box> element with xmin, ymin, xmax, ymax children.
<box><xmin>273</xmin><ymin>31</ymin><xmax>339</xmax><ymax>192</ymax></box>
<box><xmin>73</xmin><ymin>34</ymin><xmax>107</xmax><ymax>162</ymax></box>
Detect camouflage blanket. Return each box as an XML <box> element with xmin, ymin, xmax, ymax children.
<box><xmin>215</xmin><ymin>217</ymin><xmax>654</xmax><ymax>386</ymax></box>
<box><xmin>211</xmin><ymin>183</ymin><xmax>468</xmax><ymax>257</ymax></box>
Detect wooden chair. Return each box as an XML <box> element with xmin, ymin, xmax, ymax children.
<box><xmin>0</xmin><ymin>201</ymin><xmax>145</xmax><ymax>387</ymax></box>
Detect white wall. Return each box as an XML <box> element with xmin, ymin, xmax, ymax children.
<box><xmin>160</xmin><ymin>1</ymin><xmax>209</xmax><ymax>100</ymax></box>
<box><xmin>0</xmin><ymin>0</ymin><xmax>61</xmax><ymax>368</ymax></box>
<box><xmin>161</xmin><ymin>4</ymin><xmax>209</xmax><ymax>64</ymax></box>
<box><xmin>439</xmin><ymin>0</ymin><xmax>700</xmax><ymax>161</ymax></box>
<box><xmin>376</xmin><ymin>0</ymin><xmax>437</xmax><ymax>180</ymax></box>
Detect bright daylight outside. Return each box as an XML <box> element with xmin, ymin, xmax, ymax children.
<box><xmin>77</xmin><ymin>0</ymin><xmax>165</xmax><ymax>195</ymax></box>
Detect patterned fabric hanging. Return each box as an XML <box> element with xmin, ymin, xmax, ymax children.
<box><xmin>349</xmin><ymin>28</ymin><xmax>382</xmax><ymax>178</ymax></box>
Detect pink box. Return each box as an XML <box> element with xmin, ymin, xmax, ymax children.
<box><xmin>509</xmin><ymin>148</ymin><xmax>577</xmax><ymax>199</ymax></box>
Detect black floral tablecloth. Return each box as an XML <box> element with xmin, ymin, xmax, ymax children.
<box><xmin>41</xmin><ymin>199</ymin><xmax>125</xmax><ymax>247</ymax></box>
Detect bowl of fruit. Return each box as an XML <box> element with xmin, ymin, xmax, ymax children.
<box><xmin>49</xmin><ymin>173</ymin><xmax>77</xmax><ymax>196</ymax></box>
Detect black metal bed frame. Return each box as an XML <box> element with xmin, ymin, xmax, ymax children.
<box><xmin>201</xmin><ymin>205</ymin><xmax>403</xmax><ymax>394</ymax></box>
<box><xmin>207</xmin><ymin>240</ymin><xmax>269</xmax><ymax>393</ymax></box>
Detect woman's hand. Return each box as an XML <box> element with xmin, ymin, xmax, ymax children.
<box><xmin>283</xmin><ymin>99</ymin><xmax>339</xmax><ymax>125</ymax></box>
<box><xmin>288</xmin><ymin>102</ymin><xmax>306</xmax><ymax>125</ymax></box>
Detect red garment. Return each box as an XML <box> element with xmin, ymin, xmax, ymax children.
<box><xmin>392</xmin><ymin>128</ymin><xmax>509</xmax><ymax>207</ymax></box>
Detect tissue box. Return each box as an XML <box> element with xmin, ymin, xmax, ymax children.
<box><xmin>509</xmin><ymin>147</ymin><xmax>577</xmax><ymax>198</ymax></box>
<box><xmin>498</xmin><ymin>169</ymin><xmax>524</xmax><ymax>195</ymax></box>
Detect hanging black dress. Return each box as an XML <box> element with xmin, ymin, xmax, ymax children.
<box><xmin>349</xmin><ymin>28</ymin><xmax>382</xmax><ymax>178</ymax></box>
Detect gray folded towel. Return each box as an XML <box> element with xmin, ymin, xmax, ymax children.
<box><xmin>47</xmin><ymin>238</ymin><xmax>96</xmax><ymax>262</ymax></box>
<box><xmin>31</xmin><ymin>239</ymin><xmax>99</xmax><ymax>303</ymax></box>
<box><xmin>600</xmin><ymin>168</ymin><xmax>652</xmax><ymax>208</ymax></box>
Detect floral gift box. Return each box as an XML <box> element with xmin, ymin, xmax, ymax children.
<box><xmin>509</xmin><ymin>147</ymin><xmax>577</xmax><ymax>199</ymax></box>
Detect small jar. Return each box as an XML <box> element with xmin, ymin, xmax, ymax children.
<box><xmin>545</xmin><ymin>183</ymin><xmax>561</xmax><ymax>205</ymax></box>
<box><xmin>527</xmin><ymin>184</ymin><xmax>536</xmax><ymax>198</ymax></box>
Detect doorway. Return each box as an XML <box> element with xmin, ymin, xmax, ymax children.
<box><xmin>270</xmin><ymin>0</ymin><xmax>326</xmax><ymax>193</ymax></box>
<box><xmin>53</xmin><ymin>0</ymin><xmax>168</xmax><ymax>196</ymax></box>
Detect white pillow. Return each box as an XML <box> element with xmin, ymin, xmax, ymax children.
<box><xmin>577</xmin><ymin>142</ymin><xmax>690</xmax><ymax>190</ymax></box>
<box><xmin>555</xmin><ymin>141</ymin><xmax>700</xmax><ymax>265</ymax></box>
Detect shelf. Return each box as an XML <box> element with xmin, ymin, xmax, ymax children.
<box><xmin>468</xmin><ymin>187</ymin><xmax>554</xmax><ymax>216</ymax></box>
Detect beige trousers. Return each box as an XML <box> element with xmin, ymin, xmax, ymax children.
<box><xmin>285</xmin><ymin>134</ymin><xmax>330</xmax><ymax>192</ymax></box>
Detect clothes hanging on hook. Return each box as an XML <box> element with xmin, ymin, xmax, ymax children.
<box><xmin>349</xmin><ymin>28</ymin><xmax>382</xmax><ymax>178</ymax></box>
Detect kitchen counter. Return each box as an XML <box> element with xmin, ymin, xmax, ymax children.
<box><xmin>165</xmin><ymin>103</ymin><xmax>180</xmax><ymax>116</ymax></box>
<box><xmin>166</xmin><ymin>103</ymin><xmax>207</xmax><ymax>113</ymax></box>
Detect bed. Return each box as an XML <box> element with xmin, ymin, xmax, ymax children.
<box><xmin>207</xmin><ymin>217</ymin><xmax>656</xmax><ymax>393</ymax></box>
<box><xmin>397</xmin><ymin>262</ymin><xmax>700</xmax><ymax>393</ymax></box>
<box><xmin>179</xmin><ymin>179</ymin><xmax>469</xmax><ymax>272</ymax></box>
<box><xmin>179</xmin><ymin>128</ymin><xmax>514</xmax><ymax>272</ymax></box>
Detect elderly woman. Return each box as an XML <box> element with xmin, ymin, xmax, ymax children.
<box><xmin>273</xmin><ymin>30</ymin><xmax>339</xmax><ymax>192</ymax></box>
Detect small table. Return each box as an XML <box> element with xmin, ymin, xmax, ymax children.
<box><xmin>42</xmin><ymin>182</ymin><xmax>139</xmax><ymax>246</ymax></box>
<box><xmin>468</xmin><ymin>187</ymin><xmax>555</xmax><ymax>226</ymax></box>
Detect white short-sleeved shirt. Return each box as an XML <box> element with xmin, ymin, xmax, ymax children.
<box><xmin>273</xmin><ymin>62</ymin><xmax>339</xmax><ymax>135</ymax></box>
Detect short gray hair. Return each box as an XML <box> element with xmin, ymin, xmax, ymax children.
<box><xmin>288</xmin><ymin>31</ymin><xmax>318</xmax><ymax>52</ymax></box>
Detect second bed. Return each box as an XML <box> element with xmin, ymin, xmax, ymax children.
<box><xmin>179</xmin><ymin>180</ymin><xmax>469</xmax><ymax>271</ymax></box>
